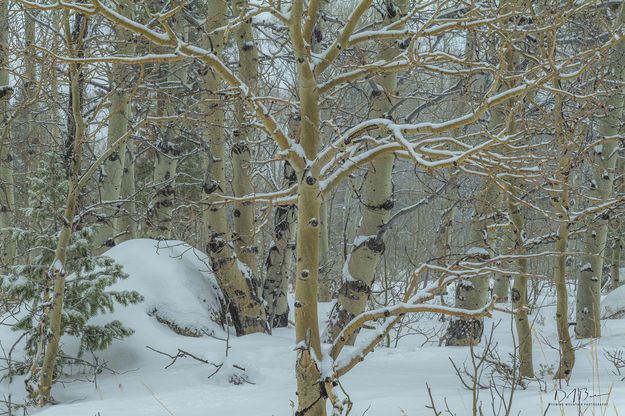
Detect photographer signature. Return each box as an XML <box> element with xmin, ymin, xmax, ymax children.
<box><xmin>544</xmin><ymin>387</ymin><xmax>610</xmax><ymax>413</ymax></box>
<box><xmin>543</xmin><ymin>387</ymin><xmax>611</xmax><ymax>415</ymax></box>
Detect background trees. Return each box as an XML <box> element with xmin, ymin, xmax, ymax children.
<box><xmin>3</xmin><ymin>0</ymin><xmax>625</xmax><ymax>414</ymax></box>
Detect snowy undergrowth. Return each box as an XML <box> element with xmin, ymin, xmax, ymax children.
<box><xmin>2</xmin><ymin>240</ymin><xmax>625</xmax><ymax>415</ymax></box>
<box><xmin>601</xmin><ymin>284</ymin><xmax>625</xmax><ymax>319</ymax></box>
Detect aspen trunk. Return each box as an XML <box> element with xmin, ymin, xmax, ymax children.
<box><xmin>612</xmin><ymin>236</ymin><xmax>623</xmax><ymax>289</ymax></box>
<box><xmin>318</xmin><ymin>201</ymin><xmax>332</xmax><ymax>301</ymax></box>
<box><xmin>506</xmin><ymin>7</ymin><xmax>534</xmax><ymax>374</ymax></box>
<box><xmin>148</xmin><ymin>131</ymin><xmax>178</xmax><ymax>239</ymax></box>
<box><xmin>147</xmin><ymin>17</ymin><xmax>186</xmax><ymax>239</ymax></box>
<box><xmin>263</xmin><ymin>112</ymin><xmax>300</xmax><ymax>327</ymax></box>
<box><xmin>445</xmin><ymin>183</ymin><xmax>495</xmax><ymax>346</ymax></box>
<box><xmin>117</xmin><ymin>141</ymin><xmax>137</xmax><ymax>243</ymax></box>
<box><xmin>506</xmin><ymin>186</ymin><xmax>534</xmax><ymax>378</ymax></box>
<box><xmin>493</xmin><ymin>226</ymin><xmax>511</xmax><ymax>302</ymax></box>
<box><xmin>554</xmin><ymin>174</ymin><xmax>575</xmax><ymax>379</ymax></box>
<box><xmin>18</xmin><ymin>11</ymin><xmax>39</xmax><ymax>202</ymax></box>
<box><xmin>551</xmin><ymin>75</ymin><xmax>575</xmax><ymax>377</ymax></box>
<box><xmin>498</xmin><ymin>208</ymin><xmax>517</xmax><ymax>308</ymax></box>
<box><xmin>610</xmin><ymin>155</ymin><xmax>625</xmax><ymax>289</ymax></box>
<box><xmin>264</xmin><ymin>161</ymin><xmax>296</xmax><ymax>328</ymax></box>
<box><xmin>445</xmin><ymin>29</ymin><xmax>497</xmax><ymax>346</ymax></box>
<box><xmin>435</xmin><ymin>177</ymin><xmax>457</xmax><ymax>267</ymax></box>
<box><xmin>36</xmin><ymin>13</ymin><xmax>87</xmax><ymax>403</ymax></box>
<box><xmin>231</xmin><ymin>0</ymin><xmax>258</xmax><ymax>274</ymax></box>
<box><xmin>291</xmin><ymin>0</ymin><xmax>325</xmax><ymax>412</ymax></box>
<box><xmin>93</xmin><ymin>0</ymin><xmax>136</xmax><ymax>252</ymax></box>
<box><xmin>201</xmin><ymin>0</ymin><xmax>267</xmax><ymax>336</ymax></box>
<box><xmin>0</xmin><ymin>0</ymin><xmax>15</xmax><ymax>272</ymax></box>
<box><xmin>446</xmin><ymin>5</ymin><xmax>526</xmax><ymax>344</ymax></box>
<box><xmin>294</xmin><ymin>173</ymin><xmax>324</xmax><ymax>415</ymax></box>
<box><xmin>576</xmin><ymin>3</ymin><xmax>625</xmax><ymax>338</ymax></box>
<box><xmin>310</xmin><ymin>3</ymin><xmax>333</xmax><ymax>302</ymax></box>
<box><xmin>324</xmin><ymin>0</ymin><xmax>406</xmax><ymax>344</ymax></box>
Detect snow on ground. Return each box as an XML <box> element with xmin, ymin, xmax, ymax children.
<box><xmin>2</xmin><ymin>240</ymin><xmax>625</xmax><ymax>415</ymax></box>
<box><xmin>602</xmin><ymin>284</ymin><xmax>625</xmax><ymax>319</ymax></box>
<box><xmin>98</xmin><ymin>239</ymin><xmax>225</xmax><ymax>338</ymax></box>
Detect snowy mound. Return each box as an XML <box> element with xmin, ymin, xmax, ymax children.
<box><xmin>601</xmin><ymin>284</ymin><xmax>625</xmax><ymax>319</ymax></box>
<box><xmin>103</xmin><ymin>239</ymin><xmax>225</xmax><ymax>336</ymax></box>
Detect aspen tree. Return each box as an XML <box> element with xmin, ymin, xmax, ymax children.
<box><xmin>492</xmin><ymin>226</ymin><xmax>511</xmax><ymax>302</ymax></box>
<box><xmin>36</xmin><ymin>11</ymin><xmax>88</xmax><ymax>404</ymax></box>
<box><xmin>506</xmin><ymin>183</ymin><xmax>534</xmax><ymax>377</ymax></box>
<box><xmin>445</xmin><ymin>183</ymin><xmax>496</xmax><ymax>346</ymax></box>
<box><xmin>232</xmin><ymin>0</ymin><xmax>259</xmax><ymax>274</ymax></box>
<box><xmin>264</xmin><ymin>142</ymin><xmax>297</xmax><ymax>327</ymax></box>
<box><xmin>17</xmin><ymin>9</ymin><xmax>40</xmax><ymax>200</ymax></box>
<box><xmin>446</xmin><ymin>0</ymin><xmax>525</xmax><ymax>346</ymax></box>
<box><xmin>552</xmin><ymin>75</ymin><xmax>575</xmax><ymax>379</ymax></box>
<box><xmin>117</xmin><ymin>142</ymin><xmax>137</xmax><ymax>243</ymax></box>
<box><xmin>445</xmin><ymin>30</ymin><xmax>495</xmax><ymax>346</ymax></box>
<box><xmin>147</xmin><ymin>15</ymin><xmax>186</xmax><ymax>239</ymax></box>
<box><xmin>93</xmin><ymin>0</ymin><xmax>136</xmax><ymax>252</ymax></box>
<box><xmin>290</xmin><ymin>0</ymin><xmax>325</xmax><ymax>409</ymax></box>
<box><xmin>201</xmin><ymin>0</ymin><xmax>268</xmax><ymax>336</ymax></box>
<box><xmin>324</xmin><ymin>0</ymin><xmax>407</xmax><ymax>344</ymax></box>
<box><xmin>610</xmin><ymin>156</ymin><xmax>625</xmax><ymax>289</ymax></box>
<box><xmin>312</xmin><ymin>0</ymin><xmax>332</xmax><ymax>302</ymax></box>
<box><xmin>435</xmin><ymin>176</ymin><xmax>458</xmax><ymax>269</ymax></box>
<box><xmin>0</xmin><ymin>0</ymin><xmax>15</xmax><ymax>272</ymax></box>
<box><xmin>503</xmin><ymin>4</ymin><xmax>534</xmax><ymax>376</ymax></box>
<box><xmin>17</xmin><ymin>8</ymin><xmax>51</xmax><ymax>267</ymax></box>
<box><xmin>576</xmin><ymin>1</ymin><xmax>625</xmax><ymax>339</ymax></box>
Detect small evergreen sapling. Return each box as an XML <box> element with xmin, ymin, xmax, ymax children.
<box><xmin>1</xmin><ymin>153</ymin><xmax>142</xmax><ymax>384</ymax></box>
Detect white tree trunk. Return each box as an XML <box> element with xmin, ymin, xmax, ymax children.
<box><xmin>201</xmin><ymin>0</ymin><xmax>268</xmax><ymax>336</ymax></box>
<box><xmin>324</xmin><ymin>0</ymin><xmax>406</xmax><ymax>344</ymax></box>
<box><xmin>445</xmin><ymin>183</ymin><xmax>496</xmax><ymax>346</ymax></box>
<box><xmin>506</xmin><ymin>185</ymin><xmax>534</xmax><ymax>377</ymax></box>
<box><xmin>264</xmin><ymin>160</ymin><xmax>297</xmax><ymax>327</ymax></box>
<box><xmin>576</xmin><ymin>3</ymin><xmax>625</xmax><ymax>339</ymax></box>
<box><xmin>117</xmin><ymin>141</ymin><xmax>137</xmax><ymax>243</ymax></box>
<box><xmin>0</xmin><ymin>0</ymin><xmax>14</xmax><ymax>271</ymax></box>
<box><xmin>94</xmin><ymin>0</ymin><xmax>136</xmax><ymax>252</ymax></box>
<box><xmin>551</xmin><ymin>76</ymin><xmax>575</xmax><ymax>378</ymax></box>
<box><xmin>290</xmin><ymin>1</ymin><xmax>325</xmax><ymax>412</ymax></box>
<box><xmin>232</xmin><ymin>0</ymin><xmax>259</xmax><ymax>274</ymax></box>
<box><xmin>147</xmin><ymin>16</ymin><xmax>186</xmax><ymax>239</ymax></box>
<box><xmin>36</xmin><ymin>13</ymin><xmax>87</xmax><ymax>403</ymax></box>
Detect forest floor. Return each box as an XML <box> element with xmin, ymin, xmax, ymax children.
<box><xmin>2</xmin><ymin>239</ymin><xmax>625</xmax><ymax>416</ymax></box>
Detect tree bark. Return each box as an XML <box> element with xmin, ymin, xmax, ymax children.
<box><xmin>231</xmin><ymin>0</ymin><xmax>259</xmax><ymax>275</ymax></box>
<box><xmin>445</xmin><ymin>183</ymin><xmax>495</xmax><ymax>346</ymax></box>
<box><xmin>576</xmin><ymin>3</ymin><xmax>625</xmax><ymax>339</ymax></box>
<box><xmin>201</xmin><ymin>0</ymin><xmax>268</xmax><ymax>336</ymax></box>
<box><xmin>324</xmin><ymin>0</ymin><xmax>406</xmax><ymax>344</ymax></box>
<box><xmin>146</xmin><ymin>16</ymin><xmax>186</xmax><ymax>239</ymax></box>
<box><xmin>93</xmin><ymin>0</ymin><xmax>136</xmax><ymax>252</ymax></box>
<box><xmin>18</xmin><ymin>10</ymin><xmax>39</xmax><ymax>204</ymax></box>
<box><xmin>553</xmin><ymin>173</ymin><xmax>575</xmax><ymax>379</ymax></box>
<box><xmin>506</xmin><ymin>185</ymin><xmax>534</xmax><ymax>378</ymax></box>
<box><xmin>551</xmin><ymin>74</ymin><xmax>576</xmax><ymax>379</ymax></box>
<box><xmin>311</xmin><ymin>2</ymin><xmax>332</xmax><ymax>302</ymax></box>
<box><xmin>36</xmin><ymin>12</ymin><xmax>87</xmax><ymax>404</ymax></box>
<box><xmin>445</xmin><ymin>29</ymin><xmax>497</xmax><ymax>347</ymax></box>
<box><xmin>0</xmin><ymin>0</ymin><xmax>15</xmax><ymax>272</ymax></box>
<box><xmin>610</xmin><ymin>154</ymin><xmax>625</xmax><ymax>289</ymax></box>
<box><xmin>117</xmin><ymin>141</ymin><xmax>137</xmax><ymax>243</ymax></box>
<box><xmin>264</xmin><ymin>160</ymin><xmax>297</xmax><ymax>328</ymax></box>
<box><xmin>291</xmin><ymin>0</ymin><xmax>325</xmax><ymax>412</ymax></box>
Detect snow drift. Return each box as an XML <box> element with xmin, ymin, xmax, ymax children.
<box><xmin>601</xmin><ymin>283</ymin><xmax>625</xmax><ymax>319</ymax></box>
<box><xmin>102</xmin><ymin>238</ymin><xmax>225</xmax><ymax>337</ymax></box>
